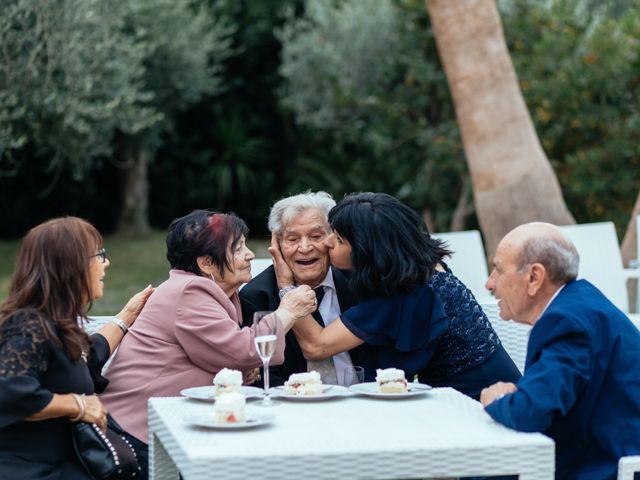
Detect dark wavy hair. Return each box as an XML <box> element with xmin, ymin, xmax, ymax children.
<box><xmin>0</xmin><ymin>217</ymin><xmax>100</xmax><ymax>361</ymax></box>
<box><xmin>166</xmin><ymin>210</ymin><xmax>249</xmax><ymax>276</ymax></box>
<box><xmin>328</xmin><ymin>193</ymin><xmax>451</xmax><ymax>299</ymax></box>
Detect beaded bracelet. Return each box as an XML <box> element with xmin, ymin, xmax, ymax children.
<box><xmin>70</xmin><ymin>393</ymin><xmax>86</xmax><ymax>422</ymax></box>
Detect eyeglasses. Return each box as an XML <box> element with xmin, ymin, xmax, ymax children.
<box><xmin>91</xmin><ymin>248</ymin><xmax>107</xmax><ymax>263</ymax></box>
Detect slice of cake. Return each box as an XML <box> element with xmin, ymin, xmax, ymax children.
<box><xmin>214</xmin><ymin>392</ymin><xmax>246</xmax><ymax>423</ymax></box>
<box><xmin>213</xmin><ymin>368</ymin><xmax>243</xmax><ymax>395</ymax></box>
<box><xmin>283</xmin><ymin>371</ymin><xmax>323</xmax><ymax>396</ymax></box>
<box><xmin>375</xmin><ymin>368</ymin><xmax>408</xmax><ymax>393</ymax></box>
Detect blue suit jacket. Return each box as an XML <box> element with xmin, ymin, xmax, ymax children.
<box><xmin>485</xmin><ymin>280</ymin><xmax>640</xmax><ymax>480</ymax></box>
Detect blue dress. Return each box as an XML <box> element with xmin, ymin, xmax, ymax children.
<box><xmin>341</xmin><ymin>270</ymin><xmax>521</xmax><ymax>399</ymax></box>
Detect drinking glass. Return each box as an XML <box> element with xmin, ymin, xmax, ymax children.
<box><xmin>341</xmin><ymin>366</ymin><xmax>365</xmax><ymax>386</ymax></box>
<box><xmin>253</xmin><ymin>311</ymin><xmax>279</xmax><ymax>406</ymax></box>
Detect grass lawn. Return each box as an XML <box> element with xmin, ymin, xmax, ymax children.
<box><xmin>0</xmin><ymin>231</ymin><xmax>270</xmax><ymax>316</ymax></box>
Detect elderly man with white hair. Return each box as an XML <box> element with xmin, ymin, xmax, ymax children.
<box><xmin>240</xmin><ymin>191</ymin><xmax>367</xmax><ymax>386</ymax></box>
<box><xmin>481</xmin><ymin>222</ymin><xmax>640</xmax><ymax>480</ymax></box>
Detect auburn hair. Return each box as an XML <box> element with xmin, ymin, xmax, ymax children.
<box><xmin>0</xmin><ymin>217</ymin><xmax>101</xmax><ymax>361</ymax></box>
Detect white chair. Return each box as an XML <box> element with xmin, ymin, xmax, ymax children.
<box><xmin>480</xmin><ymin>300</ymin><xmax>531</xmax><ymax>374</ymax></box>
<box><xmin>618</xmin><ymin>455</ymin><xmax>640</xmax><ymax>480</ymax></box>
<box><xmin>240</xmin><ymin>258</ymin><xmax>273</xmax><ymax>290</ymax></box>
<box><xmin>83</xmin><ymin>316</ymin><xmax>117</xmax><ymax>372</ymax></box>
<box><xmin>250</xmin><ymin>258</ymin><xmax>273</xmax><ymax>279</ymax></box>
<box><xmin>433</xmin><ymin>230</ymin><xmax>492</xmax><ymax>302</ymax></box>
<box><xmin>558</xmin><ymin>222</ymin><xmax>639</xmax><ymax>319</ymax></box>
<box><xmin>83</xmin><ymin>316</ymin><xmax>116</xmax><ymax>335</ymax></box>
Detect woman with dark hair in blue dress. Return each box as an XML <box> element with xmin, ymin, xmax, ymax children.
<box><xmin>278</xmin><ymin>192</ymin><xmax>521</xmax><ymax>399</ymax></box>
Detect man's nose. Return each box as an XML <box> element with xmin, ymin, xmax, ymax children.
<box><xmin>485</xmin><ymin>272</ymin><xmax>495</xmax><ymax>292</ymax></box>
<box><xmin>298</xmin><ymin>237</ymin><xmax>313</xmax><ymax>251</ymax></box>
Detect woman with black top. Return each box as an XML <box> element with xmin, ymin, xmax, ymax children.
<box><xmin>0</xmin><ymin>217</ymin><xmax>152</xmax><ymax>479</ymax></box>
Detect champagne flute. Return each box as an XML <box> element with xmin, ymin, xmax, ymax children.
<box><xmin>253</xmin><ymin>311</ymin><xmax>278</xmax><ymax>406</ymax></box>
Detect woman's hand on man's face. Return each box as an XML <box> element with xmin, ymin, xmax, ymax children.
<box><xmin>268</xmin><ymin>232</ymin><xmax>295</xmax><ymax>288</ymax></box>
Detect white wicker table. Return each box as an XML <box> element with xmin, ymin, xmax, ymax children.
<box><xmin>148</xmin><ymin>387</ymin><xmax>554</xmax><ymax>479</ymax></box>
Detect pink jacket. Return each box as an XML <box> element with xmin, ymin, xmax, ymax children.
<box><xmin>100</xmin><ymin>269</ymin><xmax>284</xmax><ymax>442</ymax></box>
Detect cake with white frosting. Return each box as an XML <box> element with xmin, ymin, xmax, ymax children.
<box><xmin>214</xmin><ymin>392</ymin><xmax>246</xmax><ymax>423</ymax></box>
<box><xmin>283</xmin><ymin>371</ymin><xmax>323</xmax><ymax>396</ymax></box>
<box><xmin>375</xmin><ymin>368</ymin><xmax>408</xmax><ymax>393</ymax></box>
<box><xmin>213</xmin><ymin>368</ymin><xmax>243</xmax><ymax>395</ymax></box>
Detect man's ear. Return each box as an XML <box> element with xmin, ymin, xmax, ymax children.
<box><xmin>527</xmin><ymin>263</ymin><xmax>546</xmax><ymax>296</ymax></box>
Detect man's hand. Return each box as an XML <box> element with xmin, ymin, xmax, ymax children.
<box><xmin>480</xmin><ymin>381</ymin><xmax>518</xmax><ymax>407</ymax></box>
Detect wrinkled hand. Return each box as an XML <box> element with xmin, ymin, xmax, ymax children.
<box><xmin>117</xmin><ymin>285</ymin><xmax>154</xmax><ymax>328</ymax></box>
<box><xmin>82</xmin><ymin>395</ymin><xmax>108</xmax><ymax>432</ymax></box>
<box><xmin>480</xmin><ymin>381</ymin><xmax>518</xmax><ymax>407</ymax></box>
<box><xmin>243</xmin><ymin>368</ymin><xmax>261</xmax><ymax>385</ymax></box>
<box><xmin>268</xmin><ymin>233</ymin><xmax>295</xmax><ymax>289</ymax></box>
<box><xmin>279</xmin><ymin>285</ymin><xmax>317</xmax><ymax>320</ymax></box>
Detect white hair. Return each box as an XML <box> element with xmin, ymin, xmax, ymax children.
<box><xmin>267</xmin><ymin>191</ymin><xmax>336</xmax><ymax>234</ymax></box>
<box><xmin>517</xmin><ymin>236</ymin><xmax>580</xmax><ymax>284</ymax></box>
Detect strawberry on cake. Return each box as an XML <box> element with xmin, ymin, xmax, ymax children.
<box><xmin>375</xmin><ymin>368</ymin><xmax>408</xmax><ymax>393</ymax></box>
<box><xmin>214</xmin><ymin>392</ymin><xmax>246</xmax><ymax>423</ymax></box>
<box><xmin>213</xmin><ymin>368</ymin><xmax>243</xmax><ymax>395</ymax></box>
<box><xmin>283</xmin><ymin>371</ymin><xmax>323</xmax><ymax>396</ymax></box>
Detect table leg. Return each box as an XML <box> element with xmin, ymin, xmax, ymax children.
<box><xmin>149</xmin><ymin>432</ymin><xmax>180</xmax><ymax>480</ymax></box>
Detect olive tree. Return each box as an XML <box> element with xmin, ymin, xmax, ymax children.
<box><xmin>0</xmin><ymin>0</ymin><xmax>233</xmax><ymax>233</ymax></box>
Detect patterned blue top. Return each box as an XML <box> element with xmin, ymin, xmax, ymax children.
<box><xmin>428</xmin><ymin>270</ymin><xmax>500</xmax><ymax>377</ymax></box>
<box><xmin>341</xmin><ymin>269</ymin><xmax>503</xmax><ymax>387</ymax></box>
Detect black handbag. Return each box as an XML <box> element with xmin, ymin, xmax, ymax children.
<box><xmin>72</xmin><ymin>414</ymin><xmax>141</xmax><ymax>480</ymax></box>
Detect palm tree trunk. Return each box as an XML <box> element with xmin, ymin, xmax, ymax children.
<box><xmin>425</xmin><ymin>0</ymin><xmax>575</xmax><ymax>254</ymax></box>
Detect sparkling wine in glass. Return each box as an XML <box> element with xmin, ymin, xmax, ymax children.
<box><xmin>253</xmin><ymin>311</ymin><xmax>278</xmax><ymax>406</ymax></box>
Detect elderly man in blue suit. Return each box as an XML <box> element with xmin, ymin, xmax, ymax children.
<box><xmin>480</xmin><ymin>222</ymin><xmax>640</xmax><ymax>480</ymax></box>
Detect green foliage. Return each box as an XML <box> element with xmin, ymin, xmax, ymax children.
<box><xmin>500</xmin><ymin>0</ymin><xmax>640</xmax><ymax>231</ymax></box>
<box><xmin>0</xmin><ymin>0</ymin><xmax>233</xmax><ymax>168</ymax></box>
<box><xmin>151</xmin><ymin>0</ymin><xmax>300</xmax><ymax>237</ymax></box>
<box><xmin>278</xmin><ymin>0</ymin><xmax>467</xmax><ymax>231</ymax></box>
<box><xmin>278</xmin><ymin>0</ymin><xmax>640</xmax><ymax>232</ymax></box>
<box><xmin>0</xmin><ymin>0</ymin><xmax>154</xmax><ymax>176</ymax></box>
<box><xmin>0</xmin><ymin>0</ymin><xmax>234</xmax><ymax>235</ymax></box>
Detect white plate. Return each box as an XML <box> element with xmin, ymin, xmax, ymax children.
<box><xmin>348</xmin><ymin>382</ymin><xmax>432</xmax><ymax>399</ymax></box>
<box><xmin>269</xmin><ymin>385</ymin><xmax>352</xmax><ymax>401</ymax></box>
<box><xmin>186</xmin><ymin>412</ymin><xmax>274</xmax><ymax>430</ymax></box>
<box><xmin>180</xmin><ymin>385</ymin><xmax>264</xmax><ymax>401</ymax></box>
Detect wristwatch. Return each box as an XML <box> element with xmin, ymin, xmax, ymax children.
<box><xmin>278</xmin><ymin>285</ymin><xmax>297</xmax><ymax>300</ymax></box>
<box><xmin>113</xmin><ymin>318</ymin><xmax>129</xmax><ymax>334</ymax></box>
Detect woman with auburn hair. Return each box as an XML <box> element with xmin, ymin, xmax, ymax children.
<box><xmin>277</xmin><ymin>193</ymin><xmax>521</xmax><ymax>400</ymax></box>
<box><xmin>0</xmin><ymin>217</ymin><xmax>153</xmax><ymax>479</ymax></box>
<box><xmin>100</xmin><ymin>209</ymin><xmax>316</xmax><ymax>473</ymax></box>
